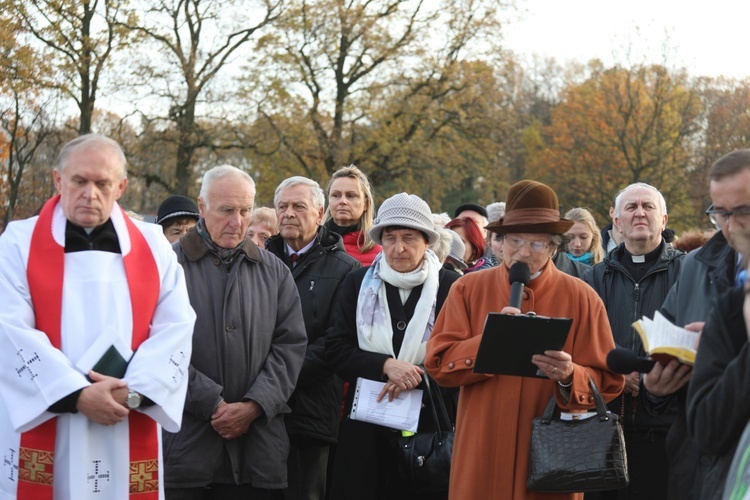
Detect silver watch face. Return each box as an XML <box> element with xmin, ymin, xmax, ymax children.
<box><xmin>127</xmin><ymin>391</ymin><xmax>141</xmax><ymax>409</ymax></box>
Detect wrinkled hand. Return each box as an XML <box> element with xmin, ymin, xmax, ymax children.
<box><xmin>211</xmin><ymin>401</ymin><xmax>263</xmax><ymax>440</ymax></box>
<box><xmin>643</xmin><ymin>359</ymin><xmax>692</xmax><ymax>397</ymax></box>
<box><xmin>77</xmin><ymin>370</ymin><xmax>130</xmax><ymax>425</ymax></box>
<box><xmin>379</xmin><ymin>360</ymin><xmax>424</xmax><ymax>402</ymax></box>
<box><xmin>500</xmin><ymin>306</ymin><xmax>522</xmax><ymax>315</ymax></box>
<box><xmin>623</xmin><ymin>371</ymin><xmax>640</xmax><ymax>397</ymax></box>
<box><xmin>532</xmin><ymin>350</ymin><xmax>574</xmax><ymax>384</ymax></box>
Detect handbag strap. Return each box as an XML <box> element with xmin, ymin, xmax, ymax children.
<box><xmin>540</xmin><ymin>376</ymin><xmax>610</xmax><ymax>423</ymax></box>
<box><xmin>422</xmin><ymin>371</ymin><xmax>452</xmax><ymax>435</ymax></box>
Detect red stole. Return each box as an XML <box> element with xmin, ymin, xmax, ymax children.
<box><xmin>19</xmin><ymin>195</ymin><xmax>161</xmax><ymax>499</ymax></box>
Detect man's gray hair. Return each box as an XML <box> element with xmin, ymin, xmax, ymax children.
<box><xmin>274</xmin><ymin>176</ymin><xmax>325</xmax><ymax>210</ymax></box>
<box><xmin>614</xmin><ymin>182</ymin><xmax>667</xmax><ymax>217</ymax></box>
<box><xmin>199</xmin><ymin>165</ymin><xmax>255</xmax><ymax>208</ymax></box>
<box><xmin>56</xmin><ymin>134</ymin><xmax>127</xmax><ymax>179</ymax></box>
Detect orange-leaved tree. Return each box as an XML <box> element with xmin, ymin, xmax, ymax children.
<box><xmin>526</xmin><ymin>61</ymin><xmax>703</xmax><ymax>231</ymax></box>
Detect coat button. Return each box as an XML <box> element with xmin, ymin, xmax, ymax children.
<box><xmin>211</xmin><ymin>257</ymin><xmax>221</xmax><ymax>266</ymax></box>
<box><xmin>588</xmin><ymin>396</ymin><xmax>594</xmax><ymax>403</ymax></box>
<box><xmin>448</xmin><ymin>362</ymin><xmax>455</xmax><ymax>370</ymax></box>
<box><xmin>226</xmin><ymin>324</ymin><xmax>234</xmax><ymax>332</ymax></box>
<box><xmin>579</xmin><ymin>395</ymin><xmax>585</xmax><ymax>402</ymax></box>
<box><xmin>465</xmin><ymin>359</ymin><xmax>473</xmax><ymax>366</ymax></box>
<box><xmin>396</xmin><ymin>321</ymin><xmax>407</xmax><ymax>331</ymax></box>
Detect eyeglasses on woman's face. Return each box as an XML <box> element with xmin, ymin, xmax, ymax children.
<box><xmin>504</xmin><ymin>235</ymin><xmax>550</xmax><ymax>253</ymax></box>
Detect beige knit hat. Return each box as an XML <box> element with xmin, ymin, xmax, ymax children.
<box><xmin>369</xmin><ymin>193</ymin><xmax>440</xmax><ymax>245</ymax></box>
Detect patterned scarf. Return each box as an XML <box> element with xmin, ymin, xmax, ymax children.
<box><xmin>196</xmin><ymin>218</ymin><xmax>246</xmax><ymax>266</ymax></box>
<box><xmin>355</xmin><ymin>249</ymin><xmax>440</xmax><ymax>364</ymax></box>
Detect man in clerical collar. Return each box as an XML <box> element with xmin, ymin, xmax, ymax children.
<box><xmin>265</xmin><ymin>176</ymin><xmax>360</xmax><ymax>500</ymax></box>
<box><xmin>0</xmin><ymin>134</ymin><xmax>196</xmax><ymax>500</ymax></box>
<box><xmin>165</xmin><ymin>165</ymin><xmax>306</xmax><ymax>499</ymax></box>
<box><xmin>583</xmin><ymin>182</ymin><xmax>685</xmax><ymax>500</ymax></box>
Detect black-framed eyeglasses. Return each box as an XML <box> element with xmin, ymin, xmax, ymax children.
<box><xmin>705</xmin><ymin>204</ymin><xmax>750</xmax><ymax>230</ymax></box>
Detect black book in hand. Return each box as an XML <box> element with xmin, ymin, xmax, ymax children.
<box><xmin>473</xmin><ymin>313</ymin><xmax>572</xmax><ymax>378</ymax></box>
<box><xmin>86</xmin><ymin>345</ymin><xmax>130</xmax><ymax>381</ymax></box>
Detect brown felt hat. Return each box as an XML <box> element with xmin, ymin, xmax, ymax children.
<box><xmin>485</xmin><ymin>180</ymin><xmax>574</xmax><ymax>235</ymax></box>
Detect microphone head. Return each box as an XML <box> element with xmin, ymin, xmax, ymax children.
<box><xmin>508</xmin><ymin>262</ymin><xmax>530</xmax><ymax>285</ymax></box>
<box><xmin>607</xmin><ymin>348</ymin><xmax>641</xmax><ymax>374</ymax></box>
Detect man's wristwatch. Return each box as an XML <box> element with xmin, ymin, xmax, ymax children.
<box><xmin>126</xmin><ymin>390</ymin><xmax>143</xmax><ymax>409</ymax></box>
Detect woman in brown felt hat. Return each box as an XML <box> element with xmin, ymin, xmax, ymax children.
<box><xmin>425</xmin><ymin>180</ymin><xmax>625</xmax><ymax>500</ymax></box>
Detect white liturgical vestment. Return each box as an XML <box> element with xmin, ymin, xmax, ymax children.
<box><xmin>0</xmin><ymin>201</ymin><xmax>195</xmax><ymax>500</ymax></box>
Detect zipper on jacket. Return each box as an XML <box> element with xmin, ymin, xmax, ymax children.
<box><xmin>632</xmin><ymin>282</ymin><xmax>640</xmax><ymax>350</ymax></box>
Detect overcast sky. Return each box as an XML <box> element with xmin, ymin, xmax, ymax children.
<box><xmin>503</xmin><ymin>0</ymin><xmax>750</xmax><ymax>79</ymax></box>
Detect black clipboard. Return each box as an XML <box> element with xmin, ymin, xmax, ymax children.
<box><xmin>473</xmin><ymin>313</ymin><xmax>573</xmax><ymax>378</ymax></box>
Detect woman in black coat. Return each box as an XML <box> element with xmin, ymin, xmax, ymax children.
<box><xmin>325</xmin><ymin>193</ymin><xmax>459</xmax><ymax>500</ymax></box>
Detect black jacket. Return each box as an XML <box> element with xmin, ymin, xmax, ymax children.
<box><xmin>584</xmin><ymin>240</ymin><xmax>684</xmax><ymax>353</ymax></box>
<box><xmin>325</xmin><ymin>265</ymin><xmax>460</xmax><ymax>429</ymax></box>
<box><xmin>583</xmin><ymin>240</ymin><xmax>684</xmax><ymax>429</ymax></box>
<box><xmin>266</xmin><ymin>226</ymin><xmax>361</xmax><ymax>444</ymax></box>
<box><xmin>686</xmin><ymin>287</ymin><xmax>749</xmax><ymax>499</ymax></box>
<box><xmin>661</xmin><ymin>230</ymin><xmax>736</xmax><ymax>325</ymax></box>
<box><xmin>657</xmin><ymin>231</ymin><xmax>736</xmax><ymax>499</ymax></box>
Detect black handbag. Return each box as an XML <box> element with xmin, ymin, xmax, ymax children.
<box><xmin>527</xmin><ymin>377</ymin><xmax>629</xmax><ymax>493</ymax></box>
<box><xmin>392</xmin><ymin>373</ymin><xmax>454</xmax><ymax>492</ymax></box>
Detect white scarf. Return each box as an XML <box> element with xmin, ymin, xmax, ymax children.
<box><xmin>356</xmin><ymin>249</ymin><xmax>440</xmax><ymax>364</ymax></box>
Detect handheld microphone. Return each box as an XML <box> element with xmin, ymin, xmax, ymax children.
<box><xmin>606</xmin><ymin>348</ymin><xmax>657</xmax><ymax>374</ymax></box>
<box><xmin>508</xmin><ymin>262</ymin><xmax>530</xmax><ymax>309</ymax></box>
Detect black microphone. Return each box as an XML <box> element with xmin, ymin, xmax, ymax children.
<box><xmin>508</xmin><ymin>262</ymin><xmax>530</xmax><ymax>309</ymax></box>
<box><xmin>606</xmin><ymin>348</ymin><xmax>657</xmax><ymax>374</ymax></box>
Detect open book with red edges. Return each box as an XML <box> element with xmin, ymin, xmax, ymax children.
<box><xmin>632</xmin><ymin>311</ymin><xmax>698</xmax><ymax>365</ymax></box>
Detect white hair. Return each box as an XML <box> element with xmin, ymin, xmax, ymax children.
<box><xmin>274</xmin><ymin>176</ymin><xmax>325</xmax><ymax>210</ymax></box>
<box><xmin>486</xmin><ymin>202</ymin><xmax>506</xmax><ymax>223</ymax></box>
<box><xmin>56</xmin><ymin>134</ymin><xmax>127</xmax><ymax>179</ymax></box>
<box><xmin>430</xmin><ymin>227</ymin><xmax>453</xmax><ymax>263</ymax></box>
<box><xmin>199</xmin><ymin>165</ymin><xmax>255</xmax><ymax>208</ymax></box>
<box><xmin>432</xmin><ymin>212</ymin><xmax>452</xmax><ymax>228</ymax></box>
<box><xmin>614</xmin><ymin>182</ymin><xmax>667</xmax><ymax>217</ymax></box>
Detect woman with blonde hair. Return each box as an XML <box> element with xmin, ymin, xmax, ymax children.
<box><xmin>324</xmin><ymin>165</ymin><xmax>382</xmax><ymax>266</ymax></box>
<box><xmin>564</xmin><ymin>207</ymin><xmax>604</xmax><ymax>266</ymax></box>
<box><xmin>246</xmin><ymin>206</ymin><xmax>279</xmax><ymax>248</ymax></box>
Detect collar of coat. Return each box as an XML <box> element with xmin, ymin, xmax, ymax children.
<box><xmin>179</xmin><ymin>225</ymin><xmax>262</xmax><ymax>263</ymax></box>
<box><xmin>265</xmin><ymin>224</ymin><xmax>345</xmax><ymax>256</ymax></box>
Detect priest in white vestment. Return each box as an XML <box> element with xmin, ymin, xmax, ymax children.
<box><xmin>0</xmin><ymin>134</ymin><xmax>196</xmax><ymax>500</ymax></box>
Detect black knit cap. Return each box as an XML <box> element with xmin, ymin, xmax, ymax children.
<box><xmin>453</xmin><ymin>202</ymin><xmax>488</xmax><ymax>219</ymax></box>
<box><xmin>156</xmin><ymin>195</ymin><xmax>200</xmax><ymax>226</ymax></box>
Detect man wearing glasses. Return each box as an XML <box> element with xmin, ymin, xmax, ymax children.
<box><xmin>584</xmin><ymin>182</ymin><xmax>685</xmax><ymax>500</ymax></box>
<box><xmin>652</xmin><ymin>150</ymin><xmax>750</xmax><ymax>499</ymax></box>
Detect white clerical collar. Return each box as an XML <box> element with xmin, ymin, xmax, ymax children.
<box><xmin>631</xmin><ymin>254</ymin><xmax>645</xmax><ymax>263</ymax></box>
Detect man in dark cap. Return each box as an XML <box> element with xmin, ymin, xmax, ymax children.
<box><xmin>157</xmin><ymin>195</ymin><xmax>200</xmax><ymax>243</ymax></box>
<box><xmin>453</xmin><ymin>203</ymin><xmax>488</xmax><ymax>235</ymax></box>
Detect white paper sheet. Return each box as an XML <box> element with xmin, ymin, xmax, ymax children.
<box><xmin>349</xmin><ymin>377</ymin><xmax>423</xmax><ymax>432</ymax></box>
